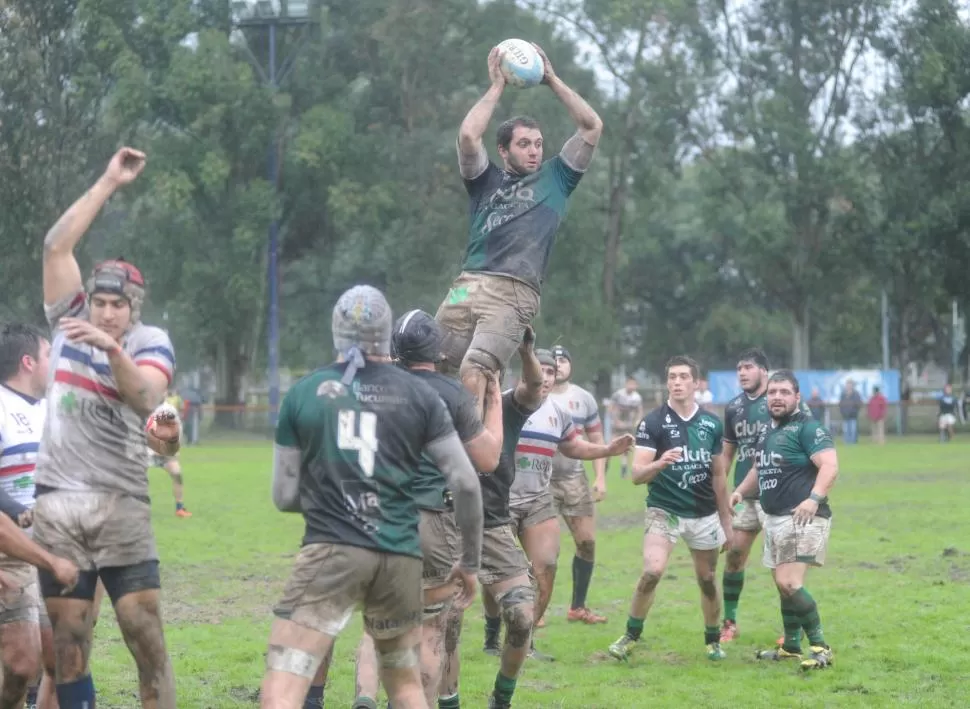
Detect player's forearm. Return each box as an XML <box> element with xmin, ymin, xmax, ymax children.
<box><xmin>427</xmin><ymin>434</ymin><xmax>483</xmax><ymax>572</ymax></box>
<box><xmin>712</xmin><ymin>461</ymin><xmax>731</xmax><ymax>524</ymax></box>
<box><xmin>107</xmin><ymin>348</ymin><xmax>163</xmax><ymax>418</ymax></box>
<box><xmin>271</xmin><ymin>445</ymin><xmax>302</xmax><ymax>513</ymax></box>
<box><xmin>631</xmin><ymin>459</ymin><xmax>665</xmax><ymax>486</ymax></box>
<box><xmin>459</xmin><ymin>85</ymin><xmax>504</xmax><ymax>149</ymax></box>
<box><xmin>562</xmin><ymin>438</ymin><xmax>611</xmax><ymax>461</ymax></box>
<box><xmin>811</xmin><ymin>462</ymin><xmax>839</xmax><ymax>499</ymax></box>
<box><xmin>515</xmin><ymin>348</ymin><xmax>544</xmax><ymax>409</ymax></box>
<box><xmin>483</xmin><ymin>400</ymin><xmax>504</xmax><ymax>459</ymax></box>
<box><xmin>547</xmin><ymin>77</ymin><xmax>602</xmax><ymax>136</ymax></box>
<box><xmin>735</xmin><ymin>467</ymin><xmax>759</xmax><ymax>499</ymax></box>
<box><xmin>588</xmin><ymin>431</ymin><xmax>606</xmax><ymax>479</ymax></box>
<box><xmin>43</xmin><ymin>177</ymin><xmax>117</xmax><ymax>258</ymax></box>
<box><xmin>0</xmin><ymin>514</ymin><xmax>58</xmax><ymax>571</ymax></box>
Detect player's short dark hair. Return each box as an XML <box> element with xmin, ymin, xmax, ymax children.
<box><xmin>737</xmin><ymin>347</ymin><xmax>769</xmax><ymax>370</ymax></box>
<box><xmin>497</xmin><ymin>116</ymin><xmax>541</xmax><ymax>151</ymax></box>
<box><xmin>665</xmin><ymin>355</ymin><xmax>699</xmax><ymax>381</ymax></box>
<box><xmin>0</xmin><ymin>323</ymin><xmax>47</xmax><ymax>382</ymax></box>
<box><xmin>768</xmin><ymin>369</ymin><xmax>800</xmax><ymax>393</ymax></box>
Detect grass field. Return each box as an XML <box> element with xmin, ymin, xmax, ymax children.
<box><xmin>86</xmin><ymin>438</ymin><xmax>970</xmax><ymax>708</ymax></box>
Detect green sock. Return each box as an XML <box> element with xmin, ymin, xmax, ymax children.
<box><xmin>780</xmin><ymin>596</ymin><xmax>803</xmax><ymax>653</ymax></box>
<box><xmin>722</xmin><ymin>571</ymin><xmax>744</xmax><ymax>622</ymax></box>
<box><xmin>791</xmin><ymin>587</ymin><xmax>826</xmax><ymax>646</ymax></box>
<box><xmin>626</xmin><ymin>616</ymin><xmax>645</xmax><ymax>641</ymax></box>
<box><xmin>493</xmin><ymin>672</ymin><xmax>517</xmax><ymax>703</ymax></box>
<box><xmin>704</xmin><ymin>625</ymin><xmax>720</xmax><ymax>645</ymax></box>
<box><xmin>439</xmin><ymin>694</ymin><xmax>460</xmax><ymax>709</ymax></box>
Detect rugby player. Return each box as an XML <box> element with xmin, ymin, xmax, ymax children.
<box><xmin>36</xmin><ymin>146</ymin><xmax>182</xmax><ymax>709</ymax></box>
<box><xmin>731</xmin><ymin>370</ymin><xmax>837</xmax><ymax>670</ymax></box>
<box><xmin>147</xmin><ymin>390</ymin><xmax>191</xmax><ymax>517</ymax></box>
<box><xmin>719</xmin><ymin>348</ymin><xmax>811</xmax><ymax>643</ymax></box>
<box><xmin>607</xmin><ymin>377</ymin><xmax>642</xmax><ymax>479</ymax></box>
<box><xmin>350</xmin><ymin>309</ymin><xmax>503</xmax><ymax>709</ymax></box>
<box><xmin>436</xmin><ymin>43</ymin><xmax>603</xmax><ymax>417</ymax></box>
<box><xmin>546</xmin><ymin>345</ymin><xmax>608</xmax><ymax>625</ymax></box>
<box><xmin>608</xmin><ymin>356</ymin><xmax>733</xmax><ymax>663</ymax></box>
<box><xmin>260</xmin><ymin>286</ymin><xmax>484</xmax><ymax>709</ymax></box>
<box><xmin>491</xmin><ymin>348</ymin><xmax>631</xmax><ymax>660</ymax></box>
<box><xmin>938</xmin><ymin>383</ymin><xmax>959</xmax><ymax>443</ymax></box>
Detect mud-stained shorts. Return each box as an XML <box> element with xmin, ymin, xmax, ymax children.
<box><xmin>732</xmin><ymin>498</ymin><xmax>766</xmax><ymax>532</ymax></box>
<box><xmin>0</xmin><ymin>558</ymin><xmax>48</xmax><ymax>626</ymax></box>
<box><xmin>478</xmin><ymin>525</ymin><xmax>530</xmax><ymax>587</ymax></box>
<box><xmin>762</xmin><ymin>514</ymin><xmax>831</xmax><ymax>569</ymax></box>
<box><xmin>435</xmin><ymin>271</ymin><xmax>540</xmax><ymax>375</ymax></box>
<box><xmin>33</xmin><ymin>490</ymin><xmax>157</xmax><ymax>571</ymax></box>
<box><xmin>508</xmin><ymin>491</ymin><xmax>557</xmax><ymax>536</ymax></box>
<box><xmin>644</xmin><ymin>507</ymin><xmax>726</xmax><ymax>551</ymax></box>
<box><xmin>274</xmin><ymin>542</ymin><xmax>423</xmax><ymax>640</ymax></box>
<box><xmin>420</xmin><ymin>509</ymin><xmax>461</xmax><ymax>590</ymax></box>
<box><xmin>551</xmin><ymin>474</ymin><xmax>594</xmax><ymax>518</ymax></box>
<box><xmin>149</xmin><ymin>453</ymin><xmax>177</xmax><ymax>469</ymax></box>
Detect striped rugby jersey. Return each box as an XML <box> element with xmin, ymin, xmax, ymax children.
<box><xmin>508</xmin><ymin>397</ymin><xmax>578</xmax><ymax>508</ymax></box>
<box><xmin>0</xmin><ymin>385</ymin><xmax>46</xmax><ymax>516</ymax></box>
<box><xmin>548</xmin><ymin>383</ymin><xmax>602</xmax><ymax>480</ymax></box>
<box><xmin>36</xmin><ymin>290</ymin><xmax>176</xmax><ymax>498</ymax></box>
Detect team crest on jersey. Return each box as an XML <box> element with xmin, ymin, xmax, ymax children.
<box><xmin>697</xmin><ymin>429</ymin><xmax>708</xmax><ymax>441</ymax></box>
<box><xmin>758</xmin><ymin>401</ymin><xmax>767</xmax><ymax>413</ymax></box>
<box><xmin>317</xmin><ymin>380</ymin><xmax>347</xmax><ymax>399</ymax></box>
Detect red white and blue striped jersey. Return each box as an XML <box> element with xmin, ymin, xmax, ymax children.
<box><xmin>36</xmin><ymin>290</ymin><xmax>176</xmax><ymax>497</ymax></box>
<box><xmin>548</xmin><ymin>383</ymin><xmax>602</xmax><ymax>480</ymax></box>
<box><xmin>0</xmin><ymin>385</ymin><xmax>46</xmax><ymax>511</ymax></box>
<box><xmin>508</xmin><ymin>397</ymin><xmax>578</xmax><ymax>508</ymax></box>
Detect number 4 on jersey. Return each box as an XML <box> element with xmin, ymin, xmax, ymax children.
<box><xmin>337</xmin><ymin>410</ymin><xmax>378</xmax><ymax>477</ymax></box>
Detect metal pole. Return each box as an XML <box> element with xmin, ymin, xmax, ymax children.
<box><xmin>881</xmin><ymin>289</ymin><xmax>890</xmax><ymax>371</ymax></box>
<box><xmin>952</xmin><ymin>299</ymin><xmax>959</xmax><ymax>378</ymax></box>
<box><xmin>267</xmin><ymin>21</ymin><xmax>281</xmax><ymax>427</ymax></box>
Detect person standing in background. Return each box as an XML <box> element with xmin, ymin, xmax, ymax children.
<box><xmin>694</xmin><ymin>379</ymin><xmax>714</xmax><ymax>411</ymax></box>
<box><xmin>867</xmin><ymin>386</ymin><xmax>888</xmax><ymax>445</ymax></box>
<box><xmin>806</xmin><ymin>388</ymin><xmax>825</xmax><ymax>424</ymax></box>
<box><xmin>838</xmin><ymin>381</ymin><xmax>863</xmax><ymax>444</ymax></box>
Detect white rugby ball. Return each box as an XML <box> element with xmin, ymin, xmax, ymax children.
<box><xmin>497</xmin><ymin>39</ymin><xmax>544</xmax><ymax>89</ymax></box>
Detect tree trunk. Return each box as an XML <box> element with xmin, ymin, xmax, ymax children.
<box><xmin>213</xmin><ymin>336</ymin><xmax>248</xmax><ymax>429</ymax></box>
<box><xmin>791</xmin><ymin>302</ymin><xmax>811</xmax><ymax>369</ymax></box>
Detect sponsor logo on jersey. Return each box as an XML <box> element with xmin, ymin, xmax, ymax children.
<box><xmin>317</xmin><ymin>380</ymin><xmax>347</xmax><ymax>399</ymax></box>
<box><xmin>698</xmin><ymin>418</ymin><xmax>716</xmax><ymax>431</ymax></box>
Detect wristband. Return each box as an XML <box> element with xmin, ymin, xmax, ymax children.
<box><xmin>809</xmin><ymin>492</ymin><xmax>827</xmax><ymax>505</ymax></box>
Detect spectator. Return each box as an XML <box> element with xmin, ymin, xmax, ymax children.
<box><xmin>694</xmin><ymin>378</ymin><xmax>714</xmax><ymax>410</ymax></box>
<box><xmin>806</xmin><ymin>387</ymin><xmax>826</xmax><ymax>423</ymax></box>
<box><xmin>839</xmin><ymin>379</ymin><xmax>863</xmax><ymax>444</ymax></box>
<box><xmin>867</xmin><ymin>386</ymin><xmax>888</xmax><ymax>445</ymax></box>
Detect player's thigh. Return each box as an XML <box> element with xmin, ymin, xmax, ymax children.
<box><xmin>466</xmin><ymin>275</ymin><xmax>539</xmax><ymax>371</ymax></box>
<box><xmin>436</xmin><ymin>273</ymin><xmax>477</xmax><ymax>372</ymax></box>
<box><xmin>762</xmin><ymin>514</ymin><xmax>831</xmax><ymax>571</ymax></box>
<box><xmin>164</xmin><ymin>457</ymin><xmax>181</xmax><ymax>475</ymax></box>
<box><xmin>275</xmin><ymin>543</ymin><xmax>379</xmax><ymax>637</ymax></box>
<box><xmin>518</xmin><ymin>495</ymin><xmax>559</xmax><ymax>565</ymax></box>
<box><xmin>419</xmin><ymin>509</ymin><xmax>461</xmax><ymax>607</ymax></box>
<box><xmin>642</xmin><ymin>509</ymin><xmax>677</xmax><ymax>574</ymax></box>
<box><xmin>362</xmin><ymin>553</ymin><xmax>423</xmax><ymax>642</ymax></box>
<box><xmin>0</xmin><ymin>565</ymin><xmax>43</xmax><ymax>673</ymax></box>
<box><xmin>478</xmin><ymin>526</ymin><xmax>531</xmax><ymax>588</ymax></box>
<box><xmin>83</xmin><ymin>493</ymin><xmax>159</xmax><ymax>570</ymax></box>
<box><xmin>553</xmin><ymin>475</ymin><xmax>595</xmax><ymax>524</ymax></box>
<box><xmin>32</xmin><ymin>492</ymin><xmax>98</xmax><ymax>572</ymax></box>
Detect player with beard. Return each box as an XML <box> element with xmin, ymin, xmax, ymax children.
<box><xmin>608</xmin><ymin>356</ymin><xmax>733</xmax><ymax>663</ymax></box>
<box><xmin>731</xmin><ymin>370</ymin><xmax>837</xmax><ymax>670</ymax></box>
<box><xmin>436</xmin><ymin>43</ymin><xmax>603</xmax><ymax>419</ymax></box>
<box><xmin>544</xmin><ymin>345</ymin><xmax>608</xmax><ymax>625</ymax></box>
<box><xmin>719</xmin><ymin>349</ymin><xmax>811</xmax><ymax>644</ymax></box>
<box><xmin>36</xmin><ymin>146</ymin><xmax>183</xmax><ymax>709</ymax></box>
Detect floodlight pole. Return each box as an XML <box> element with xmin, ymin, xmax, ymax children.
<box><xmin>234</xmin><ymin>3</ymin><xmax>314</xmax><ymax>427</ymax></box>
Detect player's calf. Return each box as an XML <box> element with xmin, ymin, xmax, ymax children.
<box><xmin>0</xmin><ymin>620</ymin><xmax>42</xmax><ymax>709</ymax></box>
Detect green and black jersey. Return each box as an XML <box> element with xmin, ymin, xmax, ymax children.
<box><xmin>723</xmin><ymin>392</ymin><xmax>812</xmax><ymax>494</ymax></box>
<box><xmin>275</xmin><ymin>361</ymin><xmax>455</xmax><ymax>558</ymax></box>
<box><xmin>635</xmin><ymin>403</ymin><xmax>724</xmax><ymax>518</ymax></box>
<box><xmin>481</xmin><ymin>390</ymin><xmax>537</xmax><ymax>528</ymax></box>
<box><xmin>755</xmin><ymin>411</ymin><xmax>834</xmax><ymax>519</ymax></box>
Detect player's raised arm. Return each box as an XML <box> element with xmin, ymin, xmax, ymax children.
<box><xmin>463</xmin><ymin>371</ymin><xmax>504</xmax><ymax>474</ymax></box>
<box><xmin>457</xmin><ymin>47</ymin><xmax>505</xmax><ymax>179</ymax></box>
<box><xmin>513</xmin><ymin>327</ymin><xmax>544</xmax><ymax>410</ymax></box>
<box><xmin>43</xmin><ymin>148</ymin><xmax>146</xmax><ymax>308</ymax></box>
<box><xmin>531</xmin><ymin>43</ymin><xmax>603</xmax><ymax>153</ymax></box>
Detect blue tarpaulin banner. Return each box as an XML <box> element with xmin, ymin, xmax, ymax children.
<box><xmin>707</xmin><ymin>370</ymin><xmax>901</xmax><ymax>404</ymax></box>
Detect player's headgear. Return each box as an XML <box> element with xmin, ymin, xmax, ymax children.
<box><xmin>86</xmin><ymin>258</ymin><xmax>146</xmax><ymax>323</ymax></box>
<box><xmin>535</xmin><ymin>348</ymin><xmax>557</xmax><ymax>369</ymax></box>
<box><xmin>392</xmin><ymin>309</ymin><xmax>443</xmax><ymax>365</ymax></box>
<box><xmin>332</xmin><ymin>285</ymin><xmax>392</xmax><ymax>384</ymax></box>
<box><xmin>551</xmin><ymin>345</ymin><xmax>571</xmax><ymax>363</ymax></box>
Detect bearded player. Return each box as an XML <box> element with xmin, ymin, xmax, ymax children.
<box><xmin>36</xmin><ymin>146</ymin><xmax>183</xmax><ymax>709</ymax></box>
<box><xmin>436</xmin><ymin>43</ymin><xmax>603</xmax><ymax>418</ymax></box>
<box><xmin>731</xmin><ymin>370</ymin><xmax>837</xmax><ymax>670</ymax></box>
<box><xmin>719</xmin><ymin>348</ymin><xmax>811</xmax><ymax>644</ymax></box>
<box><xmin>261</xmin><ymin>287</ymin><xmax>484</xmax><ymax>709</ymax></box>
<box><xmin>545</xmin><ymin>345</ymin><xmax>608</xmax><ymax>625</ymax></box>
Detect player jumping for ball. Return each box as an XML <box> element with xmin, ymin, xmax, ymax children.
<box><xmin>36</xmin><ymin>147</ymin><xmax>183</xmax><ymax>709</ymax></box>
<box><xmin>730</xmin><ymin>370</ymin><xmax>838</xmax><ymax>670</ymax></box>
<box><xmin>260</xmin><ymin>287</ymin><xmax>484</xmax><ymax>709</ymax></box>
<box><xmin>436</xmin><ymin>43</ymin><xmax>603</xmax><ymax>417</ymax></box>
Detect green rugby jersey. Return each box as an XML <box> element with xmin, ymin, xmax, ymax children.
<box><xmin>635</xmin><ymin>403</ymin><xmax>724</xmax><ymax>518</ymax></box>
<box><xmin>755</xmin><ymin>411</ymin><xmax>834</xmax><ymax>519</ymax></box>
<box><xmin>275</xmin><ymin>361</ymin><xmax>454</xmax><ymax>558</ymax></box>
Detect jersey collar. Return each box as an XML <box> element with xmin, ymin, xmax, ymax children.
<box><xmin>665</xmin><ymin>400</ymin><xmax>700</xmax><ymax>422</ymax></box>
<box><xmin>0</xmin><ymin>383</ymin><xmax>39</xmax><ymax>405</ymax></box>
